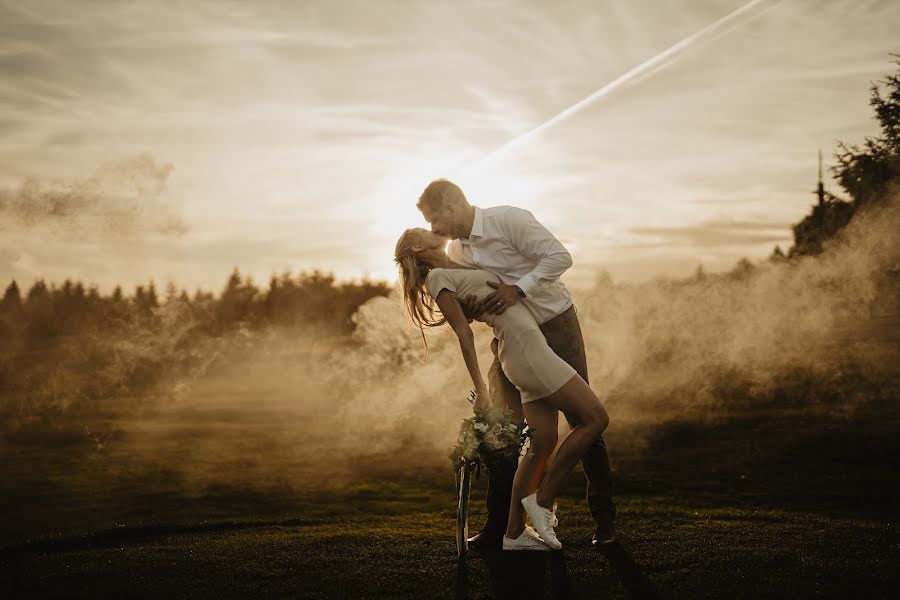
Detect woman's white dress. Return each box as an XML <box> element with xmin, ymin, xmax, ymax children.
<box><xmin>425</xmin><ymin>267</ymin><xmax>576</xmax><ymax>403</ymax></box>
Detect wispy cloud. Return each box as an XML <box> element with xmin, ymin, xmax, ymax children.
<box><xmin>632</xmin><ymin>220</ymin><xmax>793</xmax><ymax>248</ymax></box>
<box><xmin>0</xmin><ymin>0</ymin><xmax>897</xmax><ymax>289</ymax></box>
<box><xmin>0</xmin><ymin>154</ymin><xmax>186</xmax><ymax>237</ymax></box>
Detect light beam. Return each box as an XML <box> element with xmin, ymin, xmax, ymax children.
<box><xmin>463</xmin><ymin>0</ymin><xmax>780</xmax><ymax>174</ymax></box>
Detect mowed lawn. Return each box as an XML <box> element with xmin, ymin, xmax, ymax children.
<box><xmin>2</xmin><ymin>397</ymin><xmax>899</xmax><ymax>599</ymax></box>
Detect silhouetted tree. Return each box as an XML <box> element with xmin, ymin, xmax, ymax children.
<box><xmin>216</xmin><ymin>268</ymin><xmax>258</xmax><ymax>330</ymax></box>
<box><xmin>695</xmin><ymin>265</ymin><xmax>706</xmax><ymax>282</ymax></box>
<box><xmin>0</xmin><ymin>280</ymin><xmax>24</xmax><ymax>351</ymax></box>
<box><xmin>132</xmin><ymin>282</ymin><xmax>161</xmax><ymax>328</ymax></box>
<box><xmin>24</xmin><ymin>279</ymin><xmax>54</xmax><ymax>341</ymax></box>
<box><xmin>769</xmin><ymin>245</ymin><xmax>788</xmax><ymax>263</ymax></box>
<box><xmin>729</xmin><ymin>257</ymin><xmax>755</xmax><ymax>280</ymax></box>
<box><xmin>790</xmin><ymin>57</ymin><xmax>900</xmax><ymax>256</ymax></box>
<box><xmin>789</xmin><ymin>198</ymin><xmax>856</xmax><ymax>257</ymax></box>
<box><xmin>833</xmin><ymin>55</ymin><xmax>900</xmax><ymax>208</ymax></box>
<box><xmin>2</xmin><ymin>280</ymin><xmax>21</xmax><ymax>312</ymax></box>
<box><xmin>165</xmin><ymin>281</ymin><xmax>179</xmax><ymax>304</ymax></box>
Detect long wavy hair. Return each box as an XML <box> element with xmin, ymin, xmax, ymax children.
<box><xmin>394</xmin><ymin>228</ymin><xmax>446</xmax><ymax>358</ymax></box>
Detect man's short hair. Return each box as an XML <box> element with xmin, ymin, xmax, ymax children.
<box><xmin>416</xmin><ymin>179</ymin><xmax>467</xmax><ymax>213</ymax></box>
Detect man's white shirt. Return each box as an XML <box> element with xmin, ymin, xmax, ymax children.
<box><xmin>446</xmin><ymin>205</ymin><xmax>574</xmax><ymax>326</ymax></box>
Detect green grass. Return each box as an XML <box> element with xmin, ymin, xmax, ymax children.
<box><xmin>2</xmin><ymin>398</ymin><xmax>899</xmax><ymax>598</ymax></box>
<box><xmin>1</xmin><ymin>498</ymin><xmax>896</xmax><ymax>599</ymax></box>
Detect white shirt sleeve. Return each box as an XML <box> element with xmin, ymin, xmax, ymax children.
<box><xmin>499</xmin><ymin>208</ymin><xmax>573</xmax><ymax>297</ymax></box>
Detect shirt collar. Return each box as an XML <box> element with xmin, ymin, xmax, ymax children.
<box><xmin>460</xmin><ymin>206</ymin><xmax>483</xmax><ymax>245</ymax></box>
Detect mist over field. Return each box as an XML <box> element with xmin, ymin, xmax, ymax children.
<box><xmin>3</xmin><ymin>190</ymin><xmax>896</xmax><ymax>521</ymax></box>
<box><xmin>578</xmin><ymin>190</ymin><xmax>900</xmax><ymax>423</ymax></box>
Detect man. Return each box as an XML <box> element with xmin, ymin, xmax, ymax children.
<box><xmin>416</xmin><ymin>178</ymin><xmax>615</xmax><ymax>549</ymax></box>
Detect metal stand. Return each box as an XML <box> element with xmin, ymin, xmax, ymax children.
<box><xmin>455</xmin><ymin>461</ymin><xmax>474</xmax><ymax>557</ymax></box>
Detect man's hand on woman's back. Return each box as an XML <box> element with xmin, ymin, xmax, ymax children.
<box><xmin>458</xmin><ymin>294</ymin><xmax>490</xmax><ymax>322</ymax></box>
<box><xmin>482</xmin><ymin>281</ymin><xmax>523</xmax><ymax>315</ymax></box>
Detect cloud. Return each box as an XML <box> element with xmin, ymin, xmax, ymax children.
<box><xmin>0</xmin><ymin>0</ymin><xmax>898</xmax><ymax>285</ymax></box>
<box><xmin>0</xmin><ymin>118</ymin><xmax>25</xmax><ymax>136</ymax></box>
<box><xmin>0</xmin><ymin>154</ymin><xmax>187</xmax><ymax>238</ymax></box>
<box><xmin>631</xmin><ymin>219</ymin><xmax>793</xmax><ymax>248</ymax></box>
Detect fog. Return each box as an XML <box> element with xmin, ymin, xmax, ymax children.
<box><xmin>28</xmin><ymin>190</ymin><xmax>894</xmax><ymax>500</ymax></box>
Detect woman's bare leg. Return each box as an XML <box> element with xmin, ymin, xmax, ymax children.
<box><xmin>534</xmin><ymin>375</ymin><xmax>609</xmax><ymax>509</ymax></box>
<box><xmin>504</xmin><ymin>401</ymin><xmax>558</xmax><ymax>538</ymax></box>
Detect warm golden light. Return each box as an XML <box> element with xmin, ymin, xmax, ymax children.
<box><xmin>0</xmin><ymin>0</ymin><xmax>896</xmax><ymax>291</ymax></box>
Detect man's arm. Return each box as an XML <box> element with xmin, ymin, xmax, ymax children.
<box><xmin>480</xmin><ymin>208</ymin><xmax>572</xmax><ymax>314</ymax></box>
<box><xmin>502</xmin><ymin>207</ymin><xmax>573</xmax><ymax>297</ymax></box>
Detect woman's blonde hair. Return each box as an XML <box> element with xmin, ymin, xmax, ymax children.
<box><xmin>394</xmin><ymin>228</ymin><xmax>446</xmax><ymax>358</ymax></box>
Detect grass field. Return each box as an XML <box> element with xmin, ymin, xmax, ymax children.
<box><xmin>2</xmin><ymin>383</ymin><xmax>899</xmax><ymax>599</ymax></box>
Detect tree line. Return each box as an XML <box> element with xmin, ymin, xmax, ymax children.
<box><xmin>785</xmin><ymin>55</ymin><xmax>900</xmax><ymax>258</ymax></box>
<box><xmin>0</xmin><ymin>268</ymin><xmax>390</xmax><ymax>345</ymax></box>
<box><xmin>0</xmin><ymin>270</ymin><xmax>391</xmax><ymax>427</ymax></box>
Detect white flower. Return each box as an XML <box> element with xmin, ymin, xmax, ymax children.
<box><xmin>462</xmin><ymin>436</ymin><xmax>480</xmax><ymax>459</ymax></box>
<box><xmin>483</xmin><ymin>432</ymin><xmax>504</xmax><ymax>450</ymax></box>
<box><xmin>474</xmin><ymin>422</ymin><xmax>489</xmax><ymax>433</ymax></box>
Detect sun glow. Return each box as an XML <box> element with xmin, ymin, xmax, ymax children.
<box><xmin>364</xmin><ymin>145</ymin><xmax>565</xmax><ymax>282</ymax></box>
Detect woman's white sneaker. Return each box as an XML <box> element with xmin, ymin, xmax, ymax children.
<box><xmin>522</xmin><ymin>525</ymin><xmax>545</xmax><ymax>543</ymax></box>
<box><xmin>502</xmin><ymin>530</ymin><xmax>553</xmax><ymax>551</ymax></box>
<box><xmin>521</xmin><ymin>494</ymin><xmax>562</xmax><ymax>550</ymax></box>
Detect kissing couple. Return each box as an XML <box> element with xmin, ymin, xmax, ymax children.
<box><xmin>394</xmin><ymin>179</ymin><xmax>616</xmax><ymax>551</ymax></box>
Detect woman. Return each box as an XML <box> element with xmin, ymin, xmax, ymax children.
<box><xmin>395</xmin><ymin>227</ymin><xmax>609</xmax><ymax>551</ymax></box>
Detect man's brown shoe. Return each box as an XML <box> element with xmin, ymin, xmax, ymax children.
<box><xmin>591</xmin><ymin>529</ymin><xmax>616</xmax><ymax>547</ymax></box>
<box><xmin>467</xmin><ymin>528</ymin><xmax>503</xmax><ymax>550</ymax></box>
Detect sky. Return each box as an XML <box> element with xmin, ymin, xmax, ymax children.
<box><xmin>0</xmin><ymin>0</ymin><xmax>898</xmax><ymax>294</ymax></box>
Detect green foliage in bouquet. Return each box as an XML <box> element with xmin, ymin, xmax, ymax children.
<box><xmin>450</xmin><ymin>390</ymin><xmax>531</xmax><ymax>476</ymax></box>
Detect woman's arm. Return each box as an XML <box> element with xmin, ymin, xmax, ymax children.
<box><xmin>434</xmin><ymin>288</ymin><xmax>491</xmax><ymax>411</ymax></box>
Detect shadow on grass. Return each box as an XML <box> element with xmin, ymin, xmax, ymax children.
<box><xmin>599</xmin><ymin>542</ymin><xmax>661</xmax><ymax>599</ymax></box>
<box><xmin>0</xmin><ymin>516</ymin><xmax>320</xmax><ymax>561</ymax></box>
<box><xmin>456</xmin><ymin>551</ymin><xmax>577</xmax><ymax>599</ymax></box>
<box><xmin>454</xmin><ymin>543</ymin><xmax>661</xmax><ymax>599</ymax></box>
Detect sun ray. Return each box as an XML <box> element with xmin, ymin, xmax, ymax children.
<box><xmin>458</xmin><ymin>0</ymin><xmax>781</xmax><ymax>176</ymax></box>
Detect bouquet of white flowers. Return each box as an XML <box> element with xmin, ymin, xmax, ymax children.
<box><xmin>452</xmin><ymin>390</ymin><xmax>530</xmax><ymax>556</ymax></box>
<box><xmin>450</xmin><ymin>390</ymin><xmax>531</xmax><ymax>476</ymax></box>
